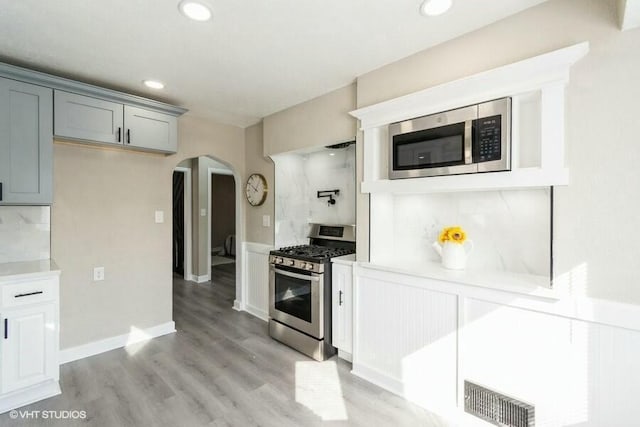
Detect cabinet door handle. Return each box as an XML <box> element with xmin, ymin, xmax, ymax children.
<box><xmin>4</xmin><ymin>319</ymin><xmax>7</xmax><ymax>339</ymax></box>
<box><xmin>116</xmin><ymin>127</ymin><xmax>122</xmax><ymax>142</ymax></box>
<box><xmin>14</xmin><ymin>291</ymin><xmax>43</xmax><ymax>298</ymax></box>
<box><xmin>126</xmin><ymin>129</ymin><xmax>131</xmax><ymax>144</ymax></box>
<box><xmin>339</xmin><ymin>290</ymin><xmax>344</xmax><ymax>306</ymax></box>
<box><xmin>0</xmin><ymin>182</ymin><xmax>3</xmax><ymax>202</ymax></box>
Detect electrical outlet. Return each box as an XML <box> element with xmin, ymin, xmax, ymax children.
<box><xmin>262</xmin><ymin>215</ymin><xmax>271</xmax><ymax>227</ymax></box>
<box><xmin>155</xmin><ymin>210</ymin><xmax>164</xmax><ymax>223</ymax></box>
<box><xmin>93</xmin><ymin>267</ymin><xmax>105</xmax><ymax>281</ymax></box>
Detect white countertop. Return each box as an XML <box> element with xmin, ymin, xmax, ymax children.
<box><xmin>0</xmin><ymin>259</ymin><xmax>61</xmax><ymax>282</ymax></box>
<box><xmin>332</xmin><ymin>254</ymin><xmax>356</xmax><ymax>265</ymax></box>
<box><xmin>358</xmin><ymin>260</ymin><xmax>561</xmax><ymax>300</ymax></box>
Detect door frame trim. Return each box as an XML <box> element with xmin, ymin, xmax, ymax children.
<box><xmin>207</xmin><ymin>167</ymin><xmax>235</xmax><ymax>281</ymax></box>
<box><xmin>174</xmin><ymin>167</ymin><xmax>192</xmax><ymax>281</ymax></box>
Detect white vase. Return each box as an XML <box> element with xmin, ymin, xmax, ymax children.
<box><xmin>434</xmin><ymin>240</ymin><xmax>474</xmax><ymax>270</ymax></box>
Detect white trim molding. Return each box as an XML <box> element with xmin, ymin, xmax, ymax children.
<box><xmin>350</xmin><ymin>42</ymin><xmax>589</xmax><ymax>129</ymax></box>
<box><xmin>190</xmin><ymin>274</ymin><xmax>210</xmax><ymax>284</ymax></box>
<box><xmin>0</xmin><ymin>380</ymin><xmax>61</xmax><ymax>415</ymax></box>
<box><xmin>240</xmin><ymin>241</ymin><xmax>272</xmax><ymax>322</ymax></box>
<box><xmin>204</xmin><ymin>162</ymin><xmax>243</xmax><ymax>309</ymax></box>
<box><xmin>59</xmin><ymin>321</ymin><xmax>176</xmax><ymax>364</ymax></box>
<box><xmin>350</xmin><ymin>42</ymin><xmax>589</xmax><ymax>194</ymax></box>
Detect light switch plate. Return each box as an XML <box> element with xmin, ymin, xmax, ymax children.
<box><xmin>155</xmin><ymin>210</ymin><xmax>164</xmax><ymax>223</ymax></box>
<box><xmin>262</xmin><ymin>215</ymin><xmax>271</xmax><ymax>227</ymax></box>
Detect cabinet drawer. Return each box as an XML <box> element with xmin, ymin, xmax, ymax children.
<box><xmin>1</xmin><ymin>278</ymin><xmax>56</xmax><ymax>308</ymax></box>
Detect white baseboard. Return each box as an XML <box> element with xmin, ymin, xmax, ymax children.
<box><xmin>338</xmin><ymin>349</ymin><xmax>353</xmax><ymax>362</ymax></box>
<box><xmin>245</xmin><ymin>304</ymin><xmax>268</xmax><ymax>322</ymax></box>
<box><xmin>0</xmin><ymin>380</ymin><xmax>61</xmax><ymax>414</ymax></box>
<box><xmin>59</xmin><ymin>321</ymin><xmax>176</xmax><ymax>364</ymax></box>
<box><xmin>352</xmin><ymin>362</ymin><xmax>404</xmax><ymax>398</ymax></box>
<box><xmin>232</xmin><ymin>299</ymin><xmax>243</xmax><ymax>311</ymax></box>
<box><xmin>188</xmin><ymin>274</ymin><xmax>209</xmax><ymax>283</ymax></box>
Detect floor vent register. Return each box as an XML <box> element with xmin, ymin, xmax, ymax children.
<box><xmin>464</xmin><ymin>380</ymin><xmax>535</xmax><ymax>427</ymax></box>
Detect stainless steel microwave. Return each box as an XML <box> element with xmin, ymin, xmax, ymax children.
<box><xmin>388</xmin><ymin>97</ymin><xmax>511</xmax><ymax>179</ymax></box>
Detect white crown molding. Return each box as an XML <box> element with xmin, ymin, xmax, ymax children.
<box><xmin>350</xmin><ymin>42</ymin><xmax>589</xmax><ymax>130</ymax></box>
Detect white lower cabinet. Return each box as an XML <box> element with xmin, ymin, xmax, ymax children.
<box><xmin>1</xmin><ymin>304</ymin><xmax>56</xmax><ymax>394</ymax></box>
<box><xmin>0</xmin><ymin>269</ymin><xmax>60</xmax><ymax>413</ymax></box>
<box><xmin>332</xmin><ymin>262</ymin><xmax>353</xmax><ymax>360</ymax></box>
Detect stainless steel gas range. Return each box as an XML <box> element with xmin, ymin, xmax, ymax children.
<box><xmin>269</xmin><ymin>223</ymin><xmax>356</xmax><ymax>361</ymax></box>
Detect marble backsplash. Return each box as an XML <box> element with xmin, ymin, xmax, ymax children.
<box><xmin>0</xmin><ymin>206</ymin><xmax>51</xmax><ymax>263</ymax></box>
<box><xmin>273</xmin><ymin>146</ymin><xmax>356</xmax><ymax>247</ymax></box>
<box><xmin>390</xmin><ymin>189</ymin><xmax>551</xmax><ymax>276</ymax></box>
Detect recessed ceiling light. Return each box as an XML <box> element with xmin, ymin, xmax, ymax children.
<box><xmin>143</xmin><ymin>80</ymin><xmax>165</xmax><ymax>89</ymax></box>
<box><xmin>178</xmin><ymin>0</ymin><xmax>212</xmax><ymax>21</ymax></box>
<box><xmin>420</xmin><ymin>0</ymin><xmax>452</xmax><ymax>16</ymax></box>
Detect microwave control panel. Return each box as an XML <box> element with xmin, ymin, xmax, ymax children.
<box><xmin>474</xmin><ymin>115</ymin><xmax>502</xmax><ymax>162</ymax></box>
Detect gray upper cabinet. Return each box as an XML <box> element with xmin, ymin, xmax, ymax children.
<box><xmin>0</xmin><ymin>77</ymin><xmax>53</xmax><ymax>205</ymax></box>
<box><xmin>124</xmin><ymin>105</ymin><xmax>177</xmax><ymax>153</ymax></box>
<box><xmin>54</xmin><ymin>91</ymin><xmax>178</xmax><ymax>154</ymax></box>
<box><xmin>54</xmin><ymin>91</ymin><xmax>124</xmax><ymax>145</ymax></box>
<box><xmin>1</xmin><ymin>62</ymin><xmax>186</xmax><ymax>161</ymax></box>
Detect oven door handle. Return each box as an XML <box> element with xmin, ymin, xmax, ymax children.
<box><xmin>272</xmin><ymin>267</ymin><xmax>320</xmax><ymax>282</ymax></box>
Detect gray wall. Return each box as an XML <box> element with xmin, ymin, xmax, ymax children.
<box><xmin>244</xmin><ymin>122</ymin><xmax>275</xmax><ymax>246</ymax></box>
<box><xmin>355</xmin><ymin>0</ymin><xmax>639</xmax><ymax>304</ymax></box>
<box><xmin>263</xmin><ymin>83</ymin><xmax>357</xmax><ymax>156</ymax></box>
<box><xmin>52</xmin><ymin>114</ymin><xmax>245</xmax><ymax>349</ymax></box>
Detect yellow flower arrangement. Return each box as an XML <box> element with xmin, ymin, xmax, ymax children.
<box><xmin>438</xmin><ymin>226</ymin><xmax>467</xmax><ymax>244</ymax></box>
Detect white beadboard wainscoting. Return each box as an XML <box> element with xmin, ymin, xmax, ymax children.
<box><xmin>240</xmin><ymin>242</ymin><xmax>272</xmax><ymax>321</ymax></box>
<box><xmin>353</xmin><ymin>263</ymin><xmax>640</xmax><ymax>426</ymax></box>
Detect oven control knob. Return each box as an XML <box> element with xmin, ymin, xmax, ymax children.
<box><xmin>305</xmin><ymin>263</ymin><xmax>314</xmax><ymax>271</ymax></box>
<box><xmin>275</xmin><ymin>257</ymin><xmax>283</xmax><ymax>264</ymax></box>
<box><xmin>287</xmin><ymin>259</ymin><xmax>295</xmax><ymax>267</ymax></box>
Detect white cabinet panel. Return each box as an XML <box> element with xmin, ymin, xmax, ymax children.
<box><xmin>332</xmin><ymin>263</ymin><xmax>353</xmax><ymax>355</ymax></box>
<box><xmin>54</xmin><ymin>91</ymin><xmax>123</xmax><ymax>145</ymax></box>
<box><xmin>1</xmin><ymin>303</ymin><xmax>56</xmax><ymax>394</ymax></box>
<box><xmin>354</xmin><ymin>274</ymin><xmax>458</xmax><ymax>413</ymax></box>
<box><xmin>124</xmin><ymin>105</ymin><xmax>177</xmax><ymax>153</ymax></box>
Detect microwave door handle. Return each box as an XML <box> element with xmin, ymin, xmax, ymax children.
<box><xmin>464</xmin><ymin>120</ymin><xmax>473</xmax><ymax>164</ymax></box>
<box><xmin>272</xmin><ymin>267</ymin><xmax>320</xmax><ymax>282</ymax></box>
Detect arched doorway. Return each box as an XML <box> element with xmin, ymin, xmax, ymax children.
<box><xmin>172</xmin><ymin>155</ymin><xmax>244</xmax><ymax>309</ymax></box>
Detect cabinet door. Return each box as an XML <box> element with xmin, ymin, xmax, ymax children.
<box><xmin>0</xmin><ymin>78</ymin><xmax>53</xmax><ymax>205</ymax></box>
<box><xmin>0</xmin><ymin>304</ymin><xmax>56</xmax><ymax>394</ymax></box>
<box><xmin>124</xmin><ymin>105</ymin><xmax>177</xmax><ymax>153</ymax></box>
<box><xmin>332</xmin><ymin>263</ymin><xmax>353</xmax><ymax>354</ymax></box>
<box><xmin>54</xmin><ymin>90</ymin><xmax>124</xmax><ymax>145</ymax></box>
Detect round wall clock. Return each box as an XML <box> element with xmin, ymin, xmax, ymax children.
<box><xmin>245</xmin><ymin>173</ymin><xmax>268</xmax><ymax>206</ymax></box>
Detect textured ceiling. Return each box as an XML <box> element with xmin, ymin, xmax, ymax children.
<box><xmin>0</xmin><ymin>0</ymin><xmax>548</xmax><ymax>127</ymax></box>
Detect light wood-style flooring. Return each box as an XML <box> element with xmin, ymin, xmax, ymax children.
<box><xmin>0</xmin><ymin>264</ymin><xmax>446</xmax><ymax>426</ymax></box>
